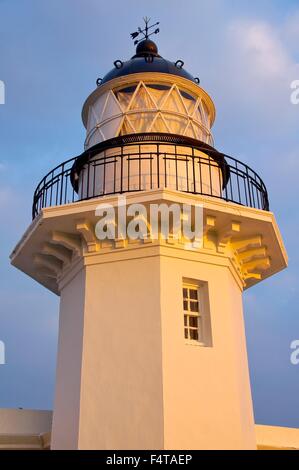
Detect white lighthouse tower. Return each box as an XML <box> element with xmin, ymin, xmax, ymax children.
<box><xmin>11</xmin><ymin>20</ymin><xmax>287</xmax><ymax>450</ymax></box>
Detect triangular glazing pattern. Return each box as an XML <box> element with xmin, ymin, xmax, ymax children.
<box><xmin>119</xmin><ymin>116</ymin><xmax>136</xmax><ymax>135</ymax></box>
<box><xmin>128</xmin><ymin>83</ymin><xmax>157</xmax><ymax>111</ymax></box>
<box><xmin>128</xmin><ymin>112</ymin><xmax>156</xmax><ymax>133</ymax></box>
<box><xmin>116</xmin><ymin>85</ymin><xmax>137</xmax><ymax>112</ymax></box>
<box><xmin>180</xmin><ymin>90</ymin><xmax>197</xmax><ymax>115</ymax></box>
<box><xmin>87</xmin><ymin>105</ymin><xmax>100</xmax><ymax>132</ymax></box>
<box><xmin>99</xmin><ymin>116</ymin><xmax>123</xmax><ymax>141</ymax></box>
<box><xmin>161</xmin><ymin>85</ymin><xmax>187</xmax><ymax>114</ymax></box>
<box><xmin>164</xmin><ymin>113</ymin><xmax>188</xmax><ymax>135</ymax></box>
<box><xmin>184</xmin><ymin>121</ymin><xmax>197</xmax><ymax>139</ymax></box>
<box><xmin>101</xmin><ymin>91</ymin><xmax>122</xmax><ymax>122</ymax></box>
<box><xmin>85</xmin><ymin>81</ymin><xmax>213</xmax><ymax>145</ymax></box>
<box><xmin>201</xmin><ymin>101</ymin><xmax>210</xmax><ymax>127</ymax></box>
<box><xmin>146</xmin><ymin>84</ymin><xmax>171</xmax><ymax>108</ymax></box>
<box><xmin>149</xmin><ymin>113</ymin><xmax>169</xmax><ymax>133</ymax></box>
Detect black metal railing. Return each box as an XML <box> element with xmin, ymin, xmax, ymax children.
<box><xmin>32</xmin><ymin>134</ymin><xmax>269</xmax><ymax>219</ymax></box>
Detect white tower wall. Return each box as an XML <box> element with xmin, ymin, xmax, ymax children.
<box><xmin>11</xmin><ymin>189</ymin><xmax>287</xmax><ymax>449</ymax></box>
<box><xmin>48</xmin><ymin>193</ymin><xmax>261</xmax><ymax>449</ymax></box>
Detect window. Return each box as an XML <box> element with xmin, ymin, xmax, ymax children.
<box><xmin>182</xmin><ymin>280</ymin><xmax>212</xmax><ymax>346</ymax></box>
<box><xmin>183</xmin><ymin>284</ymin><xmax>202</xmax><ymax>342</ymax></box>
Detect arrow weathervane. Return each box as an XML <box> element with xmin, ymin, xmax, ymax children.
<box><xmin>130</xmin><ymin>17</ymin><xmax>160</xmax><ymax>45</ymax></box>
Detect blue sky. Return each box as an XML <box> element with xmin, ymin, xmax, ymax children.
<box><xmin>0</xmin><ymin>0</ymin><xmax>299</xmax><ymax>427</ymax></box>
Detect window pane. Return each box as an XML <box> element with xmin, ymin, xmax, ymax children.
<box><xmin>183</xmin><ymin>282</ymin><xmax>206</xmax><ymax>343</ymax></box>
<box><xmin>147</xmin><ymin>84</ymin><xmax>171</xmax><ymax>91</ymax></box>
<box><xmin>180</xmin><ymin>90</ymin><xmax>195</xmax><ymax>101</ymax></box>
<box><xmin>198</xmin><ymin>318</ymin><xmax>203</xmax><ymax>342</ymax></box>
<box><xmin>190</xmin><ymin>329</ymin><xmax>199</xmax><ymax>341</ymax></box>
<box><xmin>189</xmin><ymin>289</ymin><xmax>198</xmax><ymax>300</ymax></box>
<box><xmin>189</xmin><ymin>316</ymin><xmax>198</xmax><ymax>328</ymax></box>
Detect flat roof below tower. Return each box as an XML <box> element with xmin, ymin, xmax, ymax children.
<box><xmin>0</xmin><ymin>409</ymin><xmax>298</xmax><ymax>450</ymax></box>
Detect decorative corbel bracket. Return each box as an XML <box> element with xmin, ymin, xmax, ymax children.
<box><xmin>76</xmin><ymin>220</ymin><xmax>98</xmax><ymax>253</ymax></box>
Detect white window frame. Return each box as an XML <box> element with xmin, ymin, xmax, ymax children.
<box><xmin>182</xmin><ymin>279</ymin><xmax>212</xmax><ymax>347</ymax></box>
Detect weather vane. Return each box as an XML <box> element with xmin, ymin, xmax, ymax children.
<box><xmin>130</xmin><ymin>17</ymin><xmax>160</xmax><ymax>45</ymax></box>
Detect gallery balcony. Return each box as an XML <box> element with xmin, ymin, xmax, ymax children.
<box><xmin>32</xmin><ymin>133</ymin><xmax>269</xmax><ymax>219</ymax></box>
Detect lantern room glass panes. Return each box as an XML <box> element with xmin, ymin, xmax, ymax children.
<box><xmin>115</xmin><ymin>85</ymin><xmax>137</xmax><ymax>110</ymax></box>
<box><xmin>85</xmin><ymin>81</ymin><xmax>214</xmax><ymax>149</ymax></box>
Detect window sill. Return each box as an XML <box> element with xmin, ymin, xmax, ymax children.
<box><xmin>184</xmin><ymin>340</ymin><xmax>206</xmax><ymax>347</ymax></box>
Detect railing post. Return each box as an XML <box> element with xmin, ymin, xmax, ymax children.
<box><xmin>192</xmin><ymin>147</ymin><xmax>196</xmax><ymax>193</ymax></box>
<box><xmin>120</xmin><ymin>145</ymin><xmax>123</xmax><ymax>193</ymax></box>
<box><xmin>59</xmin><ymin>164</ymin><xmax>65</xmax><ymax>205</ymax></box>
<box><xmin>157</xmin><ymin>143</ymin><xmax>160</xmax><ymax>188</ymax></box>
<box><xmin>246</xmin><ymin>167</ymin><xmax>253</xmax><ymax>208</ymax></box>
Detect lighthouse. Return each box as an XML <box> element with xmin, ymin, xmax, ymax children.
<box><xmin>11</xmin><ymin>20</ymin><xmax>287</xmax><ymax>450</ymax></box>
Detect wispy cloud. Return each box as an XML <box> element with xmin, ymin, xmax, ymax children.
<box><xmin>229</xmin><ymin>20</ymin><xmax>293</xmax><ymax>80</ymax></box>
<box><xmin>211</xmin><ymin>16</ymin><xmax>299</xmax><ymax>147</ymax></box>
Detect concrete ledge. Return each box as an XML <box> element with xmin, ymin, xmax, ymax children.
<box><xmin>0</xmin><ymin>432</ymin><xmax>50</xmax><ymax>450</ymax></box>
<box><xmin>256</xmin><ymin>425</ymin><xmax>299</xmax><ymax>450</ymax></box>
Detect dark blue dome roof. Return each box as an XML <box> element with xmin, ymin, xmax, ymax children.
<box><xmin>101</xmin><ymin>39</ymin><xmax>198</xmax><ymax>85</ymax></box>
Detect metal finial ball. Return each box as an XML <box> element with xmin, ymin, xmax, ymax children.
<box><xmin>135</xmin><ymin>39</ymin><xmax>158</xmax><ymax>57</ymax></box>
